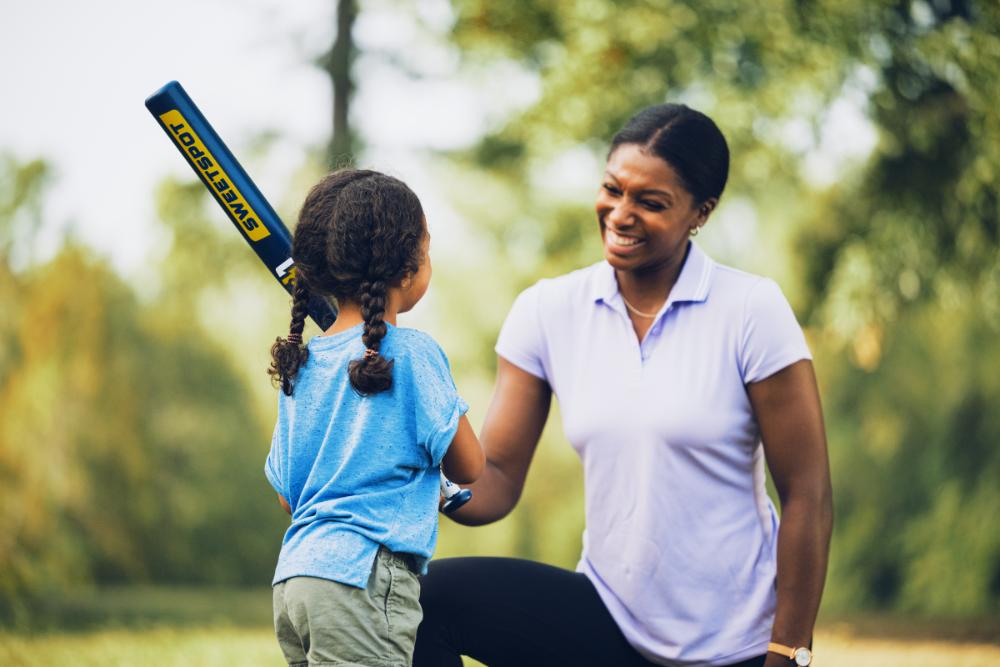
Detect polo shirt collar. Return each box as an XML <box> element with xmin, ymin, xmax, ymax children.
<box><xmin>592</xmin><ymin>241</ymin><xmax>715</xmax><ymax>309</ymax></box>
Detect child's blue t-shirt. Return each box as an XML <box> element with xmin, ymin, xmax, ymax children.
<box><xmin>264</xmin><ymin>322</ymin><xmax>469</xmax><ymax>588</ymax></box>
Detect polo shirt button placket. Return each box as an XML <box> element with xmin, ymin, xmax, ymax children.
<box><xmin>640</xmin><ymin>334</ymin><xmax>653</xmax><ymax>364</ymax></box>
<box><xmin>633</xmin><ymin>335</ymin><xmax>645</xmax><ymax>370</ymax></box>
<box><xmin>617</xmin><ymin>305</ymin><xmax>646</xmax><ymax>371</ymax></box>
<box><xmin>641</xmin><ymin>310</ymin><xmax>667</xmax><ymax>364</ymax></box>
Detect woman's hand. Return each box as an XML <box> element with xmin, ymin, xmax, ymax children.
<box><xmin>445</xmin><ymin>357</ymin><xmax>552</xmax><ymax>526</ymax></box>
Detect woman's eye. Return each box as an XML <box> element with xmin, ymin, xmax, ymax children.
<box><xmin>642</xmin><ymin>201</ymin><xmax>665</xmax><ymax>211</ymax></box>
<box><xmin>603</xmin><ymin>184</ymin><xmax>621</xmax><ymax>195</ymax></box>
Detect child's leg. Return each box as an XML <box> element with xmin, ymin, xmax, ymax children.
<box><xmin>272</xmin><ymin>581</ymin><xmax>307</xmax><ymax>666</ymax></box>
<box><xmin>382</xmin><ymin>549</ymin><xmax>423</xmax><ymax>662</ymax></box>
<box><xmin>273</xmin><ymin>548</ymin><xmax>423</xmax><ymax>667</ymax></box>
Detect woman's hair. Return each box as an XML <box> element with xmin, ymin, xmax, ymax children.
<box><xmin>609</xmin><ymin>104</ymin><xmax>730</xmax><ymax>205</ymax></box>
<box><xmin>268</xmin><ymin>169</ymin><xmax>426</xmax><ymax>397</ymax></box>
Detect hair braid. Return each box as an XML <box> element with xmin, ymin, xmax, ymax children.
<box><xmin>348</xmin><ymin>279</ymin><xmax>393</xmax><ymax>395</ymax></box>
<box><xmin>268</xmin><ymin>277</ymin><xmax>311</xmax><ymax>396</ymax></box>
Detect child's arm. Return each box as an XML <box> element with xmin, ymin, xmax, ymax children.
<box><xmin>276</xmin><ymin>493</ymin><xmax>292</xmax><ymax>515</ymax></box>
<box><xmin>442</xmin><ymin>415</ymin><xmax>484</xmax><ymax>484</ymax></box>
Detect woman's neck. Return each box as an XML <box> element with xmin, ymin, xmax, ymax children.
<box><xmin>615</xmin><ymin>244</ymin><xmax>690</xmax><ymax>310</ymax></box>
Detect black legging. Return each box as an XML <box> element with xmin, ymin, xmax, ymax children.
<box><xmin>414</xmin><ymin>557</ymin><xmax>766</xmax><ymax>667</ymax></box>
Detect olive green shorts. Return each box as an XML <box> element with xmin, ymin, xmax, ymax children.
<box><xmin>272</xmin><ymin>547</ymin><xmax>423</xmax><ymax>667</ymax></box>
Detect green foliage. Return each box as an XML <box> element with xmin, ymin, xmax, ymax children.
<box><xmin>798</xmin><ymin>1</ymin><xmax>1000</xmax><ymax>327</ymax></box>
<box><xmin>0</xmin><ymin>155</ymin><xmax>50</xmax><ymax>269</ymax></box>
<box><xmin>0</xmin><ymin>158</ymin><xmax>287</xmax><ymax>625</ymax></box>
<box><xmin>818</xmin><ymin>299</ymin><xmax>1000</xmax><ymax>615</ymax></box>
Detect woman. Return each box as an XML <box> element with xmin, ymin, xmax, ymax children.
<box><xmin>414</xmin><ymin>104</ymin><xmax>833</xmax><ymax>667</ymax></box>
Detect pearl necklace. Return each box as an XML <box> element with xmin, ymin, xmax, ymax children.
<box><xmin>620</xmin><ymin>294</ymin><xmax>662</xmax><ymax>319</ymax></box>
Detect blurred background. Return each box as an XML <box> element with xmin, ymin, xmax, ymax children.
<box><xmin>1</xmin><ymin>0</ymin><xmax>998</xmax><ymax>664</ymax></box>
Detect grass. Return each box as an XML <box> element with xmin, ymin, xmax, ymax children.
<box><xmin>14</xmin><ymin>586</ymin><xmax>274</xmax><ymax>633</ymax></box>
<box><xmin>1</xmin><ymin>587</ymin><xmax>997</xmax><ymax>666</ymax></box>
<box><xmin>1</xmin><ymin>628</ymin><xmax>999</xmax><ymax>666</ymax></box>
<box><xmin>0</xmin><ymin>627</ymin><xmax>280</xmax><ymax>667</ymax></box>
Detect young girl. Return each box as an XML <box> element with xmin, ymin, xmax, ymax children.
<box><xmin>264</xmin><ymin>169</ymin><xmax>484</xmax><ymax>667</ymax></box>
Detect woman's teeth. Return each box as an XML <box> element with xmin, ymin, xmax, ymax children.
<box><xmin>607</xmin><ymin>230</ymin><xmax>642</xmax><ymax>247</ymax></box>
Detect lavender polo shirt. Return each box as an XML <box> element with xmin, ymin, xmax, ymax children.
<box><xmin>495</xmin><ymin>242</ymin><xmax>812</xmax><ymax>667</ymax></box>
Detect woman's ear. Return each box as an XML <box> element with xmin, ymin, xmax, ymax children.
<box><xmin>698</xmin><ymin>198</ymin><xmax>719</xmax><ymax>223</ymax></box>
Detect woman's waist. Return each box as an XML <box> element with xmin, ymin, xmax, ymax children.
<box><xmin>581</xmin><ymin>505</ymin><xmax>777</xmax><ymax>589</ymax></box>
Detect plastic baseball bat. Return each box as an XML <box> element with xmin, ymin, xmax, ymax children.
<box><xmin>144</xmin><ymin>80</ymin><xmax>337</xmax><ymax>330</ymax></box>
<box><xmin>440</xmin><ymin>472</ymin><xmax>473</xmax><ymax>513</ymax></box>
<box><xmin>144</xmin><ymin>81</ymin><xmax>471</xmax><ymax>514</ymax></box>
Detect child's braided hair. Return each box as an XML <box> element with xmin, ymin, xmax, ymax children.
<box><xmin>268</xmin><ymin>169</ymin><xmax>425</xmax><ymax>396</ymax></box>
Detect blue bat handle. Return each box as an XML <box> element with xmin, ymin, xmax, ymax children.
<box><xmin>145</xmin><ymin>80</ymin><xmax>337</xmax><ymax>330</ymax></box>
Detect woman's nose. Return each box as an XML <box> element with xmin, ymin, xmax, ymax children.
<box><xmin>606</xmin><ymin>201</ymin><xmax>634</xmax><ymax>228</ymax></box>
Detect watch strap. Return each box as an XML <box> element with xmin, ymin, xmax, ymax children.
<box><xmin>767</xmin><ymin>642</ymin><xmax>796</xmax><ymax>659</ymax></box>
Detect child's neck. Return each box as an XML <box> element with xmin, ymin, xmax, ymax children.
<box><xmin>323</xmin><ymin>295</ymin><xmax>400</xmax><ymax>335</ymax></box>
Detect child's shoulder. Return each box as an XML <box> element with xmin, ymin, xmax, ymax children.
<box><xmin>388</xmin><ymin>326</ymin><xmax>449</xmax><ymax>361</ymax></box>
<box><xmin>387</xmin><ymin>327</ymin><xmax>455</xmax><ymax>383</ymax></box>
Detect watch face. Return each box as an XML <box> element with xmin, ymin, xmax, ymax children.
<box><xmin>794</xmin><ymin>647</ymin><xmax>812</xmax><ymax>666</ymax></box>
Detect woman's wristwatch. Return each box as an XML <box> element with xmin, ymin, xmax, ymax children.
<box><xmin>767</xmin><ymin>642</ymin><xmax>813</xmax><ymax>665</ymax></box>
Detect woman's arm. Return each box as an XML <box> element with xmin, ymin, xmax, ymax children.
<box><xmin>446</xmin><ymin>357</ymin><xmax>552</xmax><ymax>526</ymax></box>
<box><xmin>747</xmin><ymin>359</ymin><xmax>833</xmax><ymax>666</ymax></box>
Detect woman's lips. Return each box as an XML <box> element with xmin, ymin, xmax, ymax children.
<box><xmin>605</xmin><ymin>228</ymin><xmax>644</xmax><ymax>254</ymax></box>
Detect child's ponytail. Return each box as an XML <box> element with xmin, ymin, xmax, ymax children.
<box><xmin>348</xmin><ymin>279</ymin><xmax>393</xmax><ymax>395</ymax></box>
<box><xmin>268</xmin><ymin>278</ymin><xmax>311</xmax><ymax>396</ymax></box>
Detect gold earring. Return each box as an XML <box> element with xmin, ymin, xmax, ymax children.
<box><xmin>690</xmin><ymin>226</ymin><xmax>700</xmax><ymax>236</ymax></box>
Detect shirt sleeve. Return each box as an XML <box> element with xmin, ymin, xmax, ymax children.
<box><xmin>739</xmin><ymin>278</ymin><xmax>812</xmax><ymax>384</ymax></box>
<box><xmin>413</xmin><ymin>337</ymin><xmax>470</xmax><ymax>467</ymax></box>
<box><xmin>264</xmin><ymin>399</ymin><xmax>287</xmax><ymax>498</ymax></box>
<box><xmin>494</xmin><ymin>282</ymin><xmax>548</xmax><ymax>381</ymax></box>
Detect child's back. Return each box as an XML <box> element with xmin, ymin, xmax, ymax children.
<box><xmin>263</xmin><ymin>169</ymin><xmax>483</xmax><ymax>667</ymax></box>
<box><xmin>266</xmin><ymin>323</ymin><xmax>467</xmax><ymax>587</ymax></box>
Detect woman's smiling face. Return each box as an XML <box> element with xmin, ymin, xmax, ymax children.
<box><xmin>596</xmin><ymin>143</ymin><xmax>713</xmax><ymax>276</ymax></box>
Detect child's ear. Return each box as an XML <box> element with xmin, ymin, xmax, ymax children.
<box><xmin>400</xmin><ymin>273</ymin><xmax>413</xmax><ymax>290</ymax></box>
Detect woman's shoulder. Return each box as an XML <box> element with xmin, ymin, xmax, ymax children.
<box><xmin>709</xmin><ymin>260</ymin><xmax>787</xmax><ymax>307</ymax></box>
<box><xmin>711</xmin><ymin>259</ymin><xmax>766</xmax><ymax>288</ymax></box>
<box><xmin>500</xmin><ymin>262</ymin><xmax>613</xmax><ymax>334</ymax></box>
<box><xmin>705</xmin><ymin>261</ymin><xmax>803</xmax><ymax>342</ymax></box>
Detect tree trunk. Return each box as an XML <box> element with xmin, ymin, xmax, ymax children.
<box><xmin>326</xmin><ymin>0</ymin><xmax>357</xmax><ymax>168</ymax></box>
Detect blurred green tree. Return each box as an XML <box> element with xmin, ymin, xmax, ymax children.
<box><xmin>322</xmin><ymin>0</ymin><xmax>359</xmax><ymax>165</ymax></box>
<box><xmin>0</xmin><ymin>158</ymin><xmax>289</xmax><ymax>624</ymax></box>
